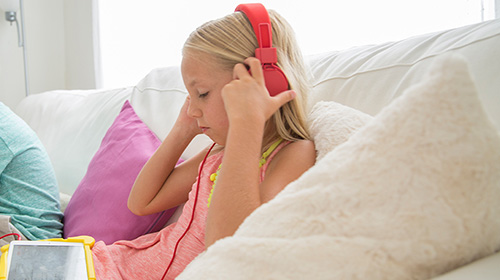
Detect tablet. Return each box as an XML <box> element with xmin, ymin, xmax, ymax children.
<box><xmin>0</xmin><ymin>236</ymin><xmax>95</xmax><ymax>280</ymax></box>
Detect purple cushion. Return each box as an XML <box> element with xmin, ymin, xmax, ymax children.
<box><xmin>63</xmin><ymin>100</ymin><xmax>181</xmax><ymax>244</ymax></box>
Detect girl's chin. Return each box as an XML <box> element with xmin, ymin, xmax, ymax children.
<box><xmin>205</xmin><ymin>134</ymin><xmax>225</xmax><ymax>146</ymax></box>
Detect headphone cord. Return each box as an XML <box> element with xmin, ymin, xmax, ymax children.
<box><xmin>0</xmin><ymin>233</ymin><xmax>22</xmax><ymax>241</ymax></box>
<box><xmin>160</xmin><ymin>142</ymin><xmax>217</xmax><ymax>280</ymax></box>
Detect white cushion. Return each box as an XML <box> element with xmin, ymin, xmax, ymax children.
<box><xmin>130</xmin><ymin>66</ymin><xmax>212</xmax><ymax>160</ymax></box>
<box><xmin>179</xmin><ymin>54</ymin><xmax>500</xmax><ymax>280</ymax></box>
<box><xmin>306</xmin><ymin>19</ymin><xmax>500</xmax><ymax>130</ymax></box>
<box><xmin>308</xmin><ymin>101</ymin><xmax>373</xmax><ymax>160</ymax></box>
<box><xmin>130</xmin><ymin>66</ymin><xmax>186</xmax><ymax>141</ymax></box>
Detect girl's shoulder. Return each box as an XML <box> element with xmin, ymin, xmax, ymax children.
<box><xmin>259</xmin><ymin>139</ymin><xmax>316</xmax><ymax>202</ymax></box>
<box><xmin>282</xmin><ymin>139</ymin><xmax>315</xmax><ymax>161</ymax></box>
<box><xmin>268</xmin><ymin>139</ymin><xmax>316</xmax><ymax>172</ymax></box>
<box><xmin>286</xmin><ymin>139</ymin><xmax>315</xmax><ymax>151</ymax></box>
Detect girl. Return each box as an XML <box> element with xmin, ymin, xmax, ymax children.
<box><xmin>92</xmin><ymin>4</ymin><xmax>316</xmax><ymax>279</ymax></box>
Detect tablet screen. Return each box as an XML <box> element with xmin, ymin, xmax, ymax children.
<box><xmin>6</xmin><ymin>241</ymin><xmax>88</xmax><ymax>280</ymax></box>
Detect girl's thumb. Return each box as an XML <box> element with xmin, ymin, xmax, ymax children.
<box><xmin>275</xmin><ymin>90</ymin><xmax>296</xmax><ymax>106</ymax></box>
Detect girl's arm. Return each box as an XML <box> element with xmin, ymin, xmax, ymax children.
<box><xmin>205</xmin><ymin>58</ymin><xmax>316</xmax><ymax>247</ymax></box>
<box><xmin>128</xmin><ymin>98</ymin><xmax>205</xmax><ymax>216</ymax></box>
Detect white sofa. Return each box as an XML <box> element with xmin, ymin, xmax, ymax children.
<box><xmin>15</xmin><ymin>19</ymin><xmax>500</xmax><ymax>279</ymax></box>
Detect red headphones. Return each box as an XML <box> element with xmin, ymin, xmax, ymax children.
<box><xmin>235</xmin><ymin>3</ymin><xmax>289</xmax><ymax>96</ymax></box>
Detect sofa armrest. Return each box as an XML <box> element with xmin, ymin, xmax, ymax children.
<box><xmin>432</xmin><ymin>252</ymin><xmax>500</xmax><ymax>280</ymax></box>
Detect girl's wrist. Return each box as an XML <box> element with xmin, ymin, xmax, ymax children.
<box><xmin>227</xmin><ymin>117</ymin><xmax>265</xmax><ymax>143</ymax></box>
<box><xmin>229</xmin><ymin>114</ymin><xmax>266</xmax><ymax>130</ymax></box>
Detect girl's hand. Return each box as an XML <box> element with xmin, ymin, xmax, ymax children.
<box><xmin>221</xmin><ymin>57</ymin><xmax>296</xmax><ymax>125</ymax></box>
<box><xmin>174</xmin><ymin>96</ymin><xmax>202</xmax><ymax>138</ymax></box>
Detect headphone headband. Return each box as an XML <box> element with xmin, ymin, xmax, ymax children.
<box><xmin>234</xmin><ymin>3</ymin><xmax>289</xmax><ymax>96</ymax></box>
<box><xmin>235</xmin><ymin>3</ymin><xmax>277</xmax><ymax>64</ymax></box>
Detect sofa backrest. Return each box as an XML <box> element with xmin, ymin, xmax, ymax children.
<box><xmin>15</xmin><ymin>18</ymin><xmax>500</xmax><ymax>195</ymax></box>
<box><xmin>306</xmin><ymin>18</ymin><xmax>500</xmax><ymax>129</ymax></box>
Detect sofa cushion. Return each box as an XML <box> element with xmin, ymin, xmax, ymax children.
<box><xmin>15</xmin><ymin>88</ymin><xmax>133</xmax><ymax>195</ymax></box>
<box><xmin>63</xmin><ymin>101</ymin><xmax>180</xmax><ymax>244</ymax></box>
<box><xmin>178</xmin><ymin>54</ymin><xmax>500</xmax><ymax>279</ymax></box>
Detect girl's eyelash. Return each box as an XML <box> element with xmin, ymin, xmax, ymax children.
<box><xmin>199</xmin><ymin>92</ymin><xmax>208</xmax><ymax>98</ymax></box>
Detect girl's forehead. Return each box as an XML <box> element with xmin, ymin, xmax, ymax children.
<box><xmin>182</xmin><ymin>50</ymin><xmax>215</xmax><ymax>65</ymax></box>
<box><xmin>181</xmin><ymin>52</ymin><xmax>231</xmax><ymax>86</ymax></box>
<box><xmin>181</xmin><ymin>54</ymin><xmax>210</xmax><ymax>80</ymax></box>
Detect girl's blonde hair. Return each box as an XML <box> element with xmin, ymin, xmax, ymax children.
<box><xmin>183</xmin><ymin>9</ymin><xmax>311</xmax><ymax>151</ymax></box>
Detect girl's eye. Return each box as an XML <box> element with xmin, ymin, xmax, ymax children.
<box><xmin>199</xmin><ymin>92</ymin><xmax>208</xmax><ymax>98</ymax></box>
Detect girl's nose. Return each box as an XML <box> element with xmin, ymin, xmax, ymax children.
<box><xmin>187</xmin><ymin>100</ymin><xmax>202</xmax><ymax>118</ymax></box>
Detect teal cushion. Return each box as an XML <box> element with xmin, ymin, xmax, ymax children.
<box><xmin>0</xmin><ymin>102</ymin><xmax>63</xmax><ymax>240</ymax></box>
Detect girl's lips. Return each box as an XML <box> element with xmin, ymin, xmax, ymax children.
<box><xmin>200</xmin><ymin>127</ymin><xmax>208</xmax><ymax>133</ymax></box>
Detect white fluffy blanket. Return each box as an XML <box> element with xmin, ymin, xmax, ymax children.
<box><xmin>178</xmin><ymin>54</ymin><xmax>500</xmax><ymax>280</ymax></box>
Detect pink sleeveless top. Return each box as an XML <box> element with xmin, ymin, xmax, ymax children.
<box><xmin>92</xmin><ymin>141</ymin><xmax>289</xmax><ymax>280</ymax></box>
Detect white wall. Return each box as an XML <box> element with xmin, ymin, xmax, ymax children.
<box><xmin>1</xmin><ymin>0</ymin><xmax>498</xmax><ymax>110</ymax></box>
<box><xmin>497</xmin><ymin>0</ymin><xmax>500</xmax><ymax>18</ymax></box>
<box><xmin>64</xmin><ymin>0</ymin><xmax>98</xmax><ymax>91</ymax></box>
<box><xmin>0</xmin><ymin>0</ymin><xmax>96</xmax><ymax>110</ymax></box>
<box><xmin>0</xmin><ymin>5</ymin><xmax>27</xmax><ymax>110</ymax></box>
<box><xmin>26</xmin><ymin>0</ymin><xmax>66</xmax><ymax>99</ymax></box>
<box><xmin>99</xmin><ymin>0</ymin><xmax>492</xmax><ymax>89</ymax></box>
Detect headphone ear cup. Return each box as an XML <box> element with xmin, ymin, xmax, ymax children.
<box><xmin>262</xmin><ymin>64</ymin><xmax>289</xmax><ymax>96</ymax></box>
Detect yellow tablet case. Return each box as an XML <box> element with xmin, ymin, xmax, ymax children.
<box><xmin>0</xmin><ymin>235</ymin><xmax>96</xmax><ymax>280</ymax></box>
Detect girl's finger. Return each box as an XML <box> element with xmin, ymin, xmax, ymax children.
<box><xmin>232</xmin><ymin>63</ymin><xmax>250</xmax><ymax>80</ymax></box>
<box><xmin>244</xmin><ymin>57</ymin><xmax>265</xmax><ymax>85</ymax></box>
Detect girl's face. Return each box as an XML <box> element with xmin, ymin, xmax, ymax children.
<box><xmin>181</xmin><ymin>51</ymin><xmax>233</xmax><ymax>145</ymax></box>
